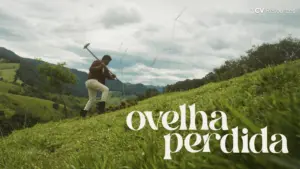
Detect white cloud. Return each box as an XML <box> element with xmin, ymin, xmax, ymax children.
<box><xmin>100</xmin><ymin>6</ymin><xmax>142</xmax><ymax>29</ymax></box>
<box><xmin>78</xmin><ymin>69</ymin><xmax>88</xmax><ymax>73</ymax></box>
<box><xmin>0</xmin><ymin>0</ymin><xmax>300</xmax><ymax>85</ymax></box>
<box><xmin>110</xmin><ymin>63</ymin><xmax>208</xmax><ymax>85</ymax></box>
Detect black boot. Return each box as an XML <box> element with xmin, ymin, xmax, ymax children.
<box><xmin>80</xmin><ymin>109</ymin><xmax>88</xmax><ymax>117</ymax></box>
<box><xmin>96</xmin><ymin>101</ymin><xmax>106</xmax><ymax>114</ymax></box>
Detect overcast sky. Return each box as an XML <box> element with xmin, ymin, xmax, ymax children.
<box><xmin>0</xmin><ymin>0</ymin><xmax>299</xmax><ymax>86</ymax></box>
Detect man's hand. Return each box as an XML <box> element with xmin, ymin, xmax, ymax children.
<box><xmin>95</xmin><ymin>65</ymin><xmax>103</xmax><ymax>69</ymax></box>
<box><xmin>111</xmin><ymin>74</ymin><xmax>116</xmax><ymax>79</ymax></box>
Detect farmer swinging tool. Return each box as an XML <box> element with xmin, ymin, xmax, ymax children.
<box><xmin>83</xmin><ymin>43</ymin><xmax>121</xmax><ymax>82</ymax></box>
<box><xmin>80</xmin><ymin>43</ymin><xmax>119</xmax><ymax>117</ymax></box>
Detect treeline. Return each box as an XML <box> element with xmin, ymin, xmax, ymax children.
<box><xmin>136</xmin><ymin>88</ymin><xmax>160</xmax><ymax>101</ymax></box>
<box><xmin>165</xmin><ymin>36</ymin><xmax>300</xmax><ymax>92</ymax></box>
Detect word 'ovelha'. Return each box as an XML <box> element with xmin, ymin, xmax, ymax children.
<box><xmin>126</xmin><ymin>104</ymin><xmax>288</xmax><ymax>160</ymax></box>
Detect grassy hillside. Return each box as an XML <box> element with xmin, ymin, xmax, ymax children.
<box><xmin>0</xmin><ymin>62</ymin><xmax>20</xmax><ymax>83</ymax></box>
<box><xmin>0</xmin><ymin>61</ymin><xmax>138</xmax><ymax>136</ymax></box>
<box><xmin>0</xmin><ymin>62</ymin><xmax>70</xmax><ymax>116</ymax></box>
<box><xmin>0</xmin><ymin>62</ymin><xmax>133</xmax><ymax>115</ymax></box>
<box><xmin>0</xmin><ymin>91</ymin><xmax>75</xmax><ymax>136</ymax></box>
<box><xmin>0</xmin><ymin>62</ymin><xmax>79</xmax><ymax>135</ymax></box>
<box><xmin>0</xmin><ymin>60</ymin><xmax>299</xmax><ymax>169</ymax></box>
<box><xmin>1</xmin><ymin>47</ymin><xmax>164</xmax><ymax>97</ymax></box>
<box><xmin>0</xmin><ymin>81</ymin><xmax>18</xmax><ymax>93</ymax></box>
<box><xmin>165</xmin><ymin>36</ymin><xmax>300</xmax><ymax>93</ymax></box>
<box><xmin>0</xmin><ymin>62</ymin><xmax>22</xmax><ymax>94</ymax></box>
<box><xmin>0</xmin><ymin>93</ymin><xmax>69</xmax><ymax>120</ymax></box>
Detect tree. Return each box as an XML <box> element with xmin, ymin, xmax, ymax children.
<box><xmin>13</xmin><ymin>69</ymin><xmax>20</xmax><ymax>83</ymax></box>
<box><xmin>37</xmin><ymin>60</ymin><xmax>77</xmax><ymax>113</ymax></box>
<box><xmin>165</xmin><ymin>36</ymin><xmax>300</xmax><ymax>92</ymax></box>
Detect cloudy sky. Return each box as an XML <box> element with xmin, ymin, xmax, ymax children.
<box><xmin>0</xmin><ymin>0</ymin><xmax>299</xmax><ymax>86</ymax></box>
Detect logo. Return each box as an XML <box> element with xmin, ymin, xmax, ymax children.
<box><xmin>251</xmin><ymin>8</ymin><xmax>296</xmax><ymax>14</ymax></box>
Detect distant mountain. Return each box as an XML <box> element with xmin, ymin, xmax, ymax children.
<box><xmin>0</xmin><ymin>47</ymin><xmax>164</xmax><ymax>97</ymax></box>
<box><xmin>144</xmin><ymin>85</ymin><xmax>164</xmax><ymax>92</ymax></box>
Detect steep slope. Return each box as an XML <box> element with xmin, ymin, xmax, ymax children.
<box><xmin>0</xmin><ymin>92</ymin><xmax>73</xmax><ymax>136</ymax></box>
<box><xmin>0</xmin><ymin>62</ymin><xmax>80</xmax><ymax>135</ymax></box>
<box><xmin>0</xmin><ymin>61</ymin><xmax>138</xmax><ymax>136</ymax></box>
<box><xmin>0</xmin><ymin>60</ymin><xmax>299</xmax><ymax>169</ymax></box>
<box><xmin>0</xmin><ymin>93</ymin><xmax>69</xmax><ymax>119</ymax></box>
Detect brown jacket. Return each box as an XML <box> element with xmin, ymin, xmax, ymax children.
<box><xmin>88</xmin><ymin>60</ymin><xmax>114</xmax><ymax>84</ymax></box>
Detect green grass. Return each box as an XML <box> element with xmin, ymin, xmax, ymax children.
<box><xmin>0</xmin><ymin>62</ymin><xmax>126</xmax><ymax>137</ymax></box>
<box><xmin>0</xmin><ymin>81</ymin><xmax>79</xmax><ymax>119</ymax></box>
<box><xmin>47</xmin><ymin>91</ymin><xmax>123</xmax><ymax>114</ymax></box>
<box><xmin>0</xmin><ymin>62</ymin><xmax>124</xmax><ymax>130</ymax></box>
<box><xmin>0</xmin><ymin>93</ymin><xmax>70</xmax><ymax>120</ymax></box>
<box><xmin>0</xmin><ymin>81</ymin><xmax>18</xmax><ymax>93</ymax></box>
<box><xmin>0</xmin><ymin>62</ymin><xmax>22</xmax><ymax>93</ymax></box>
<box><xmin>0</xmin><ymin>60</ymin><xmax>300</xmax><ymax>169</ymax></box>
<box><xmin>0</xmin><ymin>63</ymin><xmax>22</xmax><ymax>83</ymax></box>
<box><xmin>0</xmin><ymin>69</ymin><xmax>16</xmax><ymax>82</ymax></box>
<box><xmin>0</xmin><ymin>62</ymin><xmax>127</xmax><ymax>112</ymax></box>
<box><xmin>0</xmin><ymin>62</ymin><xmax>71</xmax><ymax>121</ymax></box>
<box><xmin>0</xmin><ymin>63</ymin><xmax>19</xmax><ymax>70</ymax></box>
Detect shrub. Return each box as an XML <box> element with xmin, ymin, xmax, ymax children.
<box><xmin>52</xmin><ymin>103</ymin><xmax>59</xmax><ymax>110</ymax></box>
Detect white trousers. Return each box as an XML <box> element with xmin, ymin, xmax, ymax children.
<box><xmin>84</xmin><ymin>79</ymin><xmax>109</xmax><ymax>111</ymax></box>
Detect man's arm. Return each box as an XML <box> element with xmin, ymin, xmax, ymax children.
<box><xmin>103</xmin><ymin>67</ymin><xmax>116</xmax><ymax>80</ymax></box>
<box><xmin>89</xmin><ymin>61</ymin><xmax>104</xmax><ymax>73</ymax></box>
<box><xmin>107</xmin><ymin>73</ymin><xmax>116</xmax><ymax>80</ymax></box>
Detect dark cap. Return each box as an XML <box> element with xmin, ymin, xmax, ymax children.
<box><xmin>102</xmin><ymin>55</ymin><xmax>112</xmax><ymax>61</ymax></box>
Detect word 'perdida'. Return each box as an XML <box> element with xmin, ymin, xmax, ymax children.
<box><xmin>126</xmin><ymin>104</ymin><xmax>288</xmax><ymax>160</ymax></box>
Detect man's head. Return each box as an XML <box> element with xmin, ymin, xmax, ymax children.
<box><xmin>102</xmin><ymin>55</ymin><xmax>112</xmax><ymax>65</ymax></box>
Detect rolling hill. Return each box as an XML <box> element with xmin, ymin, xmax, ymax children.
<box><xmin>0</xmin><ymin>62</ymin><xmax>76</xmax><ymax>135</ymax></box>
<box><xmin>0</xmin><ymin>59</ymin><xmax>299</xmax><ymax>169</ymax></box>
<box><xmin>165</xmin><ymin>36</ymin><xmax>300</xmax><ymax>93</ymax></box>
<box><xmin>0</xmin><ymin>60</ymin><xmax>138</xmax><ymax>136</ymax></box>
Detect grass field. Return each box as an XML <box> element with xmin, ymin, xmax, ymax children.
<box><xmin>0</xmin><ymin>62</ymin><xmax>72</xmax><ymax>121</ymax></box>
<box><xmin>0</xmin><ymin>81</ymin><xmax>19</xmax><ymax>93</ymax></box>
<box><xmin>0</xmin><ymin>63</ymin><xmax>20</xmax><ymax>83</ymax></box>
<box><xmin>0</xmin><ymin>62</ymin><xmax>79</xmax><ymax>136</ymax></box>
<box><xmin>0</xmin><ymin>93</ymin><xmax>70</xmax><ymax>120</ymax></box>
<box><xmin>0</xmin><ymin>60</ymin><xmax>299</xmax><ymax>169</ymax></box>
<box><xmin>0</xmin><ymin>62</ymin><xmax>130</xmax><ymax>137</ymax></box>
<box><xmin>0</xmin><ymin>62</ymin><xmax>134</xmax><ymax>113</ymax></box>
<box><xmin>0</xmin><ymin>63</ymin><xmax>19</xmax><ymax>70</ymax></box>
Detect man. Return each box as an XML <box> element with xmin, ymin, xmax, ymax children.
<box><xmin>80</xmin><ymin>55</ymin><xmax>117</xmax><ymax>117</ymax></box>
